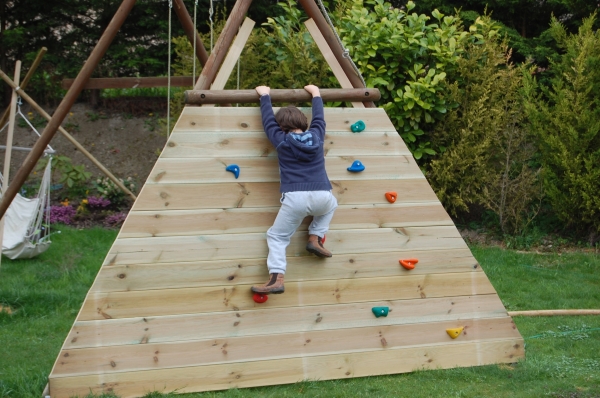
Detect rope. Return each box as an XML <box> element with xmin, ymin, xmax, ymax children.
<box><xmin>209</xmin><ymin>0</ymin><xmax>214</xmax><ymax>51</ymax></box>
<box><xmin>192</xmin><ymin>0</ymin><xmax>198</xmax><ymax>82</ymax></box>
<box><xmin>315</xmin><ymin>0</ymin><xmax>366</xmax><ymax>87</ymax></box>
<box><xmin>167</xmin><ymin>0</ymin><xmax>173</xmax><ymax>135</ymax></box>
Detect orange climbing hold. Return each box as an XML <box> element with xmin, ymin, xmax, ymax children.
<box><xmin>446</xmin><ymin>327</ymin><xmax>464</xmax><ymax>339</ymax></box>
<box><xmin>385</xmin><ymin>191</ymin><xmax>397</xmax><ymax>203</ymax></box>
<box><xmin>399</xmin><ymin>258</ymin><xmax>418</xmax><ymax>270</ymax></box>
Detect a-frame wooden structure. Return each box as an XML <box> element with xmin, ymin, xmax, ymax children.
<box><xmin>46</xmin><ymin>1</ymin><xmax>524</xmax><ymax>397</ymax></box>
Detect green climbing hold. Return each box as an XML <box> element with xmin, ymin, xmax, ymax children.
<box><xmin>351</xmin><ymin>120</ymin><xmax>366</xmax><ymax>133</ymax></box>
<box><xmin>372</xmin><ymin>306</ymin><xmax>389</xmax><ymax>318</ymax></box>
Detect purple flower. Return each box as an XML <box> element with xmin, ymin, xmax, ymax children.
<box><xmin>103</xmin><ymin>212</ymin><xmax>127</xmax><ymax>228</ymax></box>
<box><xmin>87</xmin><ymin>196</ymin><xmax>111</xmax><ymax>209</ymax></box>
<box><xmin>48</xmin><ymin>205</ymin><xmax>76</xmax><ymax>224</ymax></box>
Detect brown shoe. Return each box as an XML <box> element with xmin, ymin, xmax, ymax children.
<box><xmin>251</xmin><ymin>273</ymin><xmax>285</xmax><ymax>294</ymax></box>
<box><xmin>306</xmin><ymin>234</ymin><xmax>332</xmax><ymax>258</ymax></box>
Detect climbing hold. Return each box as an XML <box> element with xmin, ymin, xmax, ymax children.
<box><xmin>372</xmin><ymin>307</ymin><xmax>389</xmax><ymax>318</ymax></box>
<box><xmin>322</xmin><ymin>234</ymin><xmax>326</xmax><ymax>244</ymax></box>
<box><xmin>446</xmin><ymin>326</ymin><xmax>464</xmax><ymax>339</ymax></box>
<box><xmin>385</xmin><ymin>191</ymin><xmax>398</xmax><ymax>203</ymax></box>
<box><xmin>350</xmin><ymin>120</ymin><xmax>366</xmax><ymax>133</ymax></box>
<box><xmin>399</xmin><ymin>258</ymin><xmax>419</xmax><ymax>270</ymax></box>
<box><xmin>226</xmin><ymin>164</ymin><xmax>240</xmax><ymax>179</ymax></box>
<box><xmin>347</xmin><ymin>160</ymin><xmax>365</xmax><ymax>172</ymax></box>
<box><xmin>253</xmin><ymin>293</ymin><xmax>268</xmax><ymax>304</ymax></box>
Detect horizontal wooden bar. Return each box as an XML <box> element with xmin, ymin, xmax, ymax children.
<box><xmin>53</xmin><ymin>317</ymin><xmax>520</xmax><ymax>377</ymax></box>
<box><xmin>49</xmin><ymin>339</ymin><xmax>525</xmax><ymax>397</ymax></box>
<box><xmin>174</xmin><ymin>106</ymin><xmax>396</xmax><ymax>132</ymax></box>
<box><xmin>78</xmin><ymin>271</ymin><xmax>491</xmax><ymax>320</ymax></box>
<box><xmin>65</xmin><ymin>294</ymin><xmax>503</xmax><ymax>349</ymax></box>
<box><xmin>163</xmin><ymin>130</ymin><xmax>410</xmax><ymax>158</ymax></box>
<box><xmin>131</xmin><ymin>179</ymin><xmax>439</xmax><ymax>211</ymax></box>
<box><xmin>61</xmin><ymin>76</ymin><xmax>194</xmax><ymax>90</ymax></box>
<box><xmin>184</xmin><ymin>88</ymin><xmax>381</xmax><ymax>105</ymax></box>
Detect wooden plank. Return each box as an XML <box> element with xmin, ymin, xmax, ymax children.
<box><xmin>49</xmin><ymin>338</ymin><xmax>525</xmax><ymax>397</ymax></box>
<box><xmin>304</xmin><ymin>18</ymin><xmax>364</xmax><ymax>108</ymax></box>
<box><xmin>131</xmin><ymin>179</ymin><xmax>439</xmax><ymax>211</ymax></box>
<box><xmin>91</xmin><ymin>248</ymin><xmax>476</xmax><ymax>293</ymax></box>
<box><xmin>53</xmin><ymin>317</ymin><xmax>520</xmax><ymax>377</ymax></box>
<box><xmin>146</xmin><ymin>156</ymin><xmax>424</xmax><ymax>184</ymax></box>
<box><xmin>119</xmin><ymin>202</ymin><xmax>452</xmax><ymax>238</ymax></box>
<box><xmin>162</xmin><ymin>131</ymin><xmax>410</xmax><ymax>158</ymax></box>
<box><xmin>78</xmin><ymin>272</ymin><xmax>494</xmax><ymax>320</ymax></box>
<box><xmin>61</xmin><ymin>76</ymin><xmax>195</xmax><ymax>90</ymax></box>
<box><xmin>65</xmin><ymin>294</ymin><xmax>505</xmax><ymax>349</ymax></box>
<box><xmin>105</xmin><ymin>226</ymin><xmax>467</xmax><ymax>266</ymax></box>
<box><xmin>186</xmin><ymin>88</ymin><xmax>380</xmax><ymax>105</ymax></box>
<box><xmin>207</xmin><ymin>18</ymin><xmax>255</xmax><ymax>94</ymax></box>
<box><xmin>174</xmin><ymin>107</ymin><xmax>396</xmax><ymax>132</ymax></box>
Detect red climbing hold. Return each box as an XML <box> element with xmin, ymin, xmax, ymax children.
<box><xmin>253</xmin><ymin>293</ymin><xmax>268</xmax><ymax>303</ymax></box>
<box><xmin>385</xmin><ymin>191</ymin><xmax>398</xmax><ymax>203</ymax></box>
<box><xmin>399</xmin><ymin>258</ymin><xmax>419</xmax><ymax>270</ymax></box>
<box><xmin>322</xmin><ymin>234</ymin><xmax>326</xmax><ymax>244</ymax></box>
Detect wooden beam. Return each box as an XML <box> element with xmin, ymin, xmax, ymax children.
<box><xmin>0</xmin><ymin>47</ymin><xmax>47</xmax><ymax>128</ymax></box>
<box><xmin>0</xmin><ymin>0</ymin><xmax>137</xmax><ymax>220</ymax></box>
<box><xmin>508</xmin><ymin>309</ymin><xmax>600</xmax><ymax>317</ymax></box>
<box><xmin>185</xmin><ymin>88</ymin><xmax>380</xmax><ymax>105</ymax></box>
<box><xmin>0</xmin><ymin>71</ymin><xmax>137</xmax><ymax>200</ymax></box>
<box><xmin>61</xmin><ymin>76</ymin><xmax>194</xmax><ymax>90</ymax></box>
<box><xmin>194</xmin><ymin>0</ymin><xmax>254</xmax><ymax>90</ymax></box>
<box><xmin>172</xmin><ymin>0</ymin><xmax>209</xmax><ymax>67</ymax></box>
<box><xmin>297</xmin><ymin>0</ymin><xmax>375</xmax><ymax>108</ymax></box>
<box><xmin>304</xmin><ymin>19</ymin><xmax>363</xmax><ymax>108</ymax></box>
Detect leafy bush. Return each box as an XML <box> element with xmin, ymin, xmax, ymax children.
<box><xmin>48</xmin><ymin>205</ymin><xmax>76</xmax><ymax>225</ymax></box>
<box><xmin>426</xmin><ymin>16</ymin><xmax>542</xmax><ymax>234</ymax></box>
<box><xmin>37</xmin><ymin>155</ymin><xmax>91</xmax><ymax>197</ymax></box>
<box><xmin>523</xmin><ymin>13</ymin><xmax>600</xmax><ymax>237</ymax></box>
<box><xmin>338</xmin><ymin>0</ymin><xmax>468</xmax><ymax>159</ymax></box>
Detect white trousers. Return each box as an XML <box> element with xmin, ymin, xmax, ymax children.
<box><xmin>267</xmin><ymin>190</ymin><xmax>338</xmax><ymax>274</ymax></box>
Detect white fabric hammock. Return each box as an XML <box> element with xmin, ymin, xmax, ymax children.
<box><xmin>1</xmin><ymin>159</ymin><xmax>52</xmax><ymax>259</ymax></box>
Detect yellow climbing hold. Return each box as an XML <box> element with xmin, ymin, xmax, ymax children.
<box><xmin>446</xmin><ymin>327</ymin><xmax>464</xmax><ymax>339</ymax></box>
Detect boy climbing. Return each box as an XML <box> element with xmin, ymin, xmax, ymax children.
<box><xmin>251</xmin><ymin>84</ymin><xmax>338</xmax><ymax>295</ymax></box>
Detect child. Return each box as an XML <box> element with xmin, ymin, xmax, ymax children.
<box><xmin>251</xmin><ymin>85</ymin><xmax>338</xmax><ymax>295</ymax></box>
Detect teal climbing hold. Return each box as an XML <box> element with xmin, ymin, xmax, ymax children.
<box><xmin>372</xmin><ymin>307</ymin><xmax>389</xmax><ymax>318</ymax></box>
<box><xmin>226</xmin><ymin>164</ymin><xmax>240</xmax><ymax>179</ymax></box>
<box><xmin>351</xmin><ymin>120</ymin><xmax>366</xmax><ymax>133</ymax></box>
<box><xmin>347</xmin><ymin>160</ymin><xmax>365</xmax><ymax>172</ymax></box>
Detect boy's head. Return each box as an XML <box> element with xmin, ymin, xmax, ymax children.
<box><xmin>275</xmin><ymin>106</ymin><xmax>308</xmax><ymax>133</ymax></box>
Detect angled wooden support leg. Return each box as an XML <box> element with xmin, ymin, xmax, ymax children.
<box><xmin>304</xmin><ymin>19</ymin><xmax>364</xmax><ymax>108</ymax></box>
<box><xmin>0</xmin><ymin>70</ymin><xmax>137</xmax><ymax>201</ymax></box>
<box><xmin>194</xmin><ymin>0</ymin><xmax>254</xmax><ymax>91</ymax></box>
<box><xmin>0</xmin><ymin>0</ymin><xmax>137</xmax><ymax>219</ymax></box>
<box><xmin>0</xmin><ymin>47</ymin><xmax>47</xmax><ymax>128</ymax></box>
<box><xmin>297</xmin><ymin>0</ymin><xmax>375</xmax><ymax>108</ymax></box>
<box><xmin>173</xmin><ymin>0</ymin><xmax>209</xmax><ymax>67</ymax></box>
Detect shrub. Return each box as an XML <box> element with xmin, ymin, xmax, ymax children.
<box><xmin>48</xmin><ymin>205</ymin><xmax>76</xmax><ymax>225</ymax></box>
<box><xmin>523</xmin><ymin>13</ymin><xmax>600</xmax><ymax>237</ymax></box>
<box><xmin>86</xmin><ymin>196</ymin><xmax>111</xmax><ymax>209</ymax></box>
<box><xmin>426</xmin><ymin>16</ymin><xmax>543</xmax><ymax>235</ymax></box>
<box><xmin>103</xmin><ymin>212</ymin><xmax>128</xmax><ymax>228</ymax></box>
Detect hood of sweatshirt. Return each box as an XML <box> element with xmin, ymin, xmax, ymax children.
<box><xmin>285</xmin><ymin>131</ymin><xmax>320</xmax><ymax>162</ymax></box>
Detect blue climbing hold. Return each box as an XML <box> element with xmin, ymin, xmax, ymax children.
<box><xmin>351</xmin><ymin>120</ymin><xmax>366</xmax><ymax>133</ymax></box>
<box><xmin>347</xmin><ymin>160</ymin><xmax>365</xmax><ymax>172</ymax></box>
<box><xmin>372</xmin><ymin>307</ymin><xmax>389</xmax><ymax>318</ymax></box>
<box><xmin>226</xmin><ymin>164</ymin><xmax>240</xmax><ymax>179</ymax></box>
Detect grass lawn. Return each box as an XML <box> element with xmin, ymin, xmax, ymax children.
<box><xmin>0</xmin><ymin>227</ymin><xmax>599</xmax><ymax>398</ymax></box>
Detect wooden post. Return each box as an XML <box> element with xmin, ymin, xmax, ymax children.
<box><xmin>194</xmin><ymin>0</ymin><xmax>254</xmax><ymax>90</ymax></box>
<box><xmin>173</xmin><ymin>0</ymin><xmax>209</xmax><ymax>67</ymax></box>
<box><xmin>0</xmin><ymin>70</ymin><xmax>137</xmax><ymax>201</ymax></box>
<box><xmin>0</xmin><ymin>0</ymin><xmax>137</xmax><ymax>220</ymax></box>
<box><xmin>185</xmin><ymin>88</ymin><xmax>380</xmax><ymax>105</ymax></box>
<box><xmin>297</xmin><ymin>0</ymin><xmax>375</xmax><ymax>108</ymax></box>
<box><xmin>0</xmin><ymin>47</ymin><xmax>47</xmax><ymax>128</ymax></box>
<box><xmin>0</xmin><ymin>61</ymin><xmax>21</xmax><ymax>263</ymax></box>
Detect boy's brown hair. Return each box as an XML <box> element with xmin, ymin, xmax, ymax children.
<box><xmin>275</xmin><ymin>106</ymin><xmax>308</xmax><ymax>132</ymax></box>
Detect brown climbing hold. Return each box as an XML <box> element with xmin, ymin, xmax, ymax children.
<box><xmin>385</xmin><ymin>191</ymin><xmax>398</xmax><ymax>203</ymax></box>
<box><xmin>399</xmin><ymin>258</ymin><xmax>419</xmax><ymax>270</ymax></box>
<box><xmin>446</xmin><ymin>327</ymin><xmax>464</xmax><ymax>339</ymax></box>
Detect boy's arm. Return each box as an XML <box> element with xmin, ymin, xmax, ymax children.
<box><xmin>256</xmin><ymin>86</ymin><xmax>283</xmax><ymax>146</ymax></box>
<box><xmin>305</xmin><ymin>85</ymin><xmax>325</xmax><ymax>139</ymax></box>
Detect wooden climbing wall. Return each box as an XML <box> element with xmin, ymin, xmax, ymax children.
<box><xmin>48</xmin><ymin>106</ymin><xmax>524</xmax><ymax>397</ymax></box>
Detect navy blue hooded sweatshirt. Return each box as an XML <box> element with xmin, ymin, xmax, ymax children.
<box><xmin>259</xmin><ymin>95</ymin><xmax>332</xmax><ymax>193</ymax></box>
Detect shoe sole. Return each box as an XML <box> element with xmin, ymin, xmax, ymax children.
<box><xmin>306</xmin><ymin>245</ymin><xmax>332</xmax><ymax>258</ymax></box>
<box><xmin>250</xmin><ymin>287</ymin><xmax>285</xmax><ymax>294</ymax></box>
